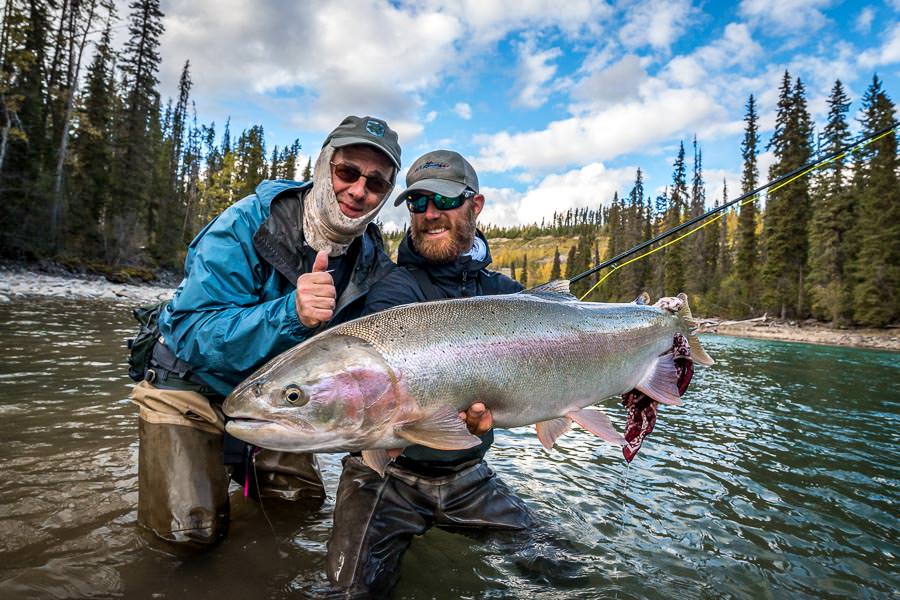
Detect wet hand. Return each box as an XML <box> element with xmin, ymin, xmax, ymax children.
<box><xmin>459</xmin><ymin>402</ymin><xmax>492</xmax><ymax>435</ymax></box>
<box><xmin>295</xmin><ymin>250</ymin><xmax>336</xmax><ymax>328</ymax></box>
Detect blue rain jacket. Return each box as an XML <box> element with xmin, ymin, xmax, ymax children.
<box><xmin>158</xmin><ymin>179</ymin><xmax>394</xmax><ymax>397</ymax></box>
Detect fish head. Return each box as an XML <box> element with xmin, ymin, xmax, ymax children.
<box><xmin>223</xmin><ymin>334</ymin><xmax>405</xmax><ymax>453</ymax></box>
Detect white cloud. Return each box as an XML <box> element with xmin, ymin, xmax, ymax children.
<box><xmin>513</xmin><ymin>37</ymin><xmax>564</xmax><ymax>108</ymax></box>
<box><xmin>453</xmin><ymin>102</ymin><xmax>473</xmax><ymax>120</ymax></box>
<box><xmin>478</xmin><ymin>162</ymin><xmax>637</xmax><ymax>227</ymax></box>
<box><xmin>475</xmin><ymin>87</ymin><xmax>721</xmax><ymax>172</ymax></box>
<box><xmin>858</xmin><ymin>22</ymin><xmax>900</xmax><ymax>69</ymax></box>
<box><xmin>571</xmin><ymin>54</ymin><xmax>646</xmax><ymax>110</ymax></box>
<box><xmin>738</xmin><ymin>0</ymin><xmax>831</xmax><ymax>35</ymax></box>
<box><xmin>855</xmin><ymin>6</ymin><xmax>875</xmax><ymax>33</ymax></box>
<box><xmin>619</xmin><ymin>0</ymin><xmax>695</xmax><ymax>52</ymax></box>
<box><xmin>424</xmin><ymin>111</ymin><xmax>438</xmax><ymax>123</ymax></box>
<box><xmin>662</xmin><ymin>23</ymin><xmax>762</xmax><ymax>88</ymax></box>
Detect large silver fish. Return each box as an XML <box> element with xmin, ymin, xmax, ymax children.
<box><xmin>223</xmin><ymin>281</ymin><xmax>713</xmax><ymax>474</ymax></box>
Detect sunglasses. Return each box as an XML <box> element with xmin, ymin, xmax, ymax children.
<box><xmin>405</xmin><ymin>189</ymin><xmax>476</xmax><ymax>213</ymax></box>
<box><xmin>330</xmin><ymin>161</ymin><xmax>393</xmax><ymax>195</ymax></box>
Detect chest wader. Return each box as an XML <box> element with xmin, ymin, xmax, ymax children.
<box><xmin>130</xmin><ymin>344</ymin><xmax>326</xmax><ymax>546</ymax></box>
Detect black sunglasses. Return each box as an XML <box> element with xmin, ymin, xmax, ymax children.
<box><xmin>405</xmin><ymin>189</ymin><xmax>476</xmax><ymax>213</ymax></box>
<box><xmin>330</xmin><ymin>161</ymin><xmax>393</xmax><ymax>195</ymax></box>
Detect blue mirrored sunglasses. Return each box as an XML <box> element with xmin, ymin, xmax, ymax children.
<box><xmin>405</xmin><ymin>189</ymin><xmax>475</xmax><ymax>213</ymax></box>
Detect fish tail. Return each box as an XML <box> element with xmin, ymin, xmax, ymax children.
<box><xmin>676</xmin><ymin>293</ymin><xmax>715</xmax><ymax>366</ymax></box>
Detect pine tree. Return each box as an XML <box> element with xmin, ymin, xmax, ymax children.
<box><xmin>850</xmin><ymin>75</ymin><xmax>899</xmax><ymax>326</ymax></box>
<box><xmin>0</xmin><ymin>0</ymin><xmax>52</xmax><ymax>258</ymax></box>
<box><xmin>110</xmin><ymin>0</ymin><xmax>165</xmax><ymax>263</ymax></box>
<box><xmin>66</xmin><ymin>12</ymin><xmax>115</xmax><ymax>260</ymax></box>
<box><xmin>689</xmin><ymin>136</ymin><xmax>707</xmax><ymax>294</ymax></box>
<box><xmin>762</xmin><ymin>72</ymin><xmax>813</xmax><ymax>318</ymax></box>
<box><xmin>735</xmin><ymin>94</ymin><xmax>760</xmax><ymax>316</ymax></box>
<box><xmin>301</xmin><ymin>157</ymin><xmax>312</xmax><ymax>182</ymax></box>
<box><xmin>664</xmin><ymin>142</ymin><xmax>687</xmax><ymax>294</ymax></box>
<box><xmin>520</xmin><ymin>253</ymin><xmax>528</xmax><ymax>287</ymax></box>
<box><xmin>807</xmin><ymin>79</ymin><xmax>854</xmax><ymax>324</ymax></box>
<box><xmin>550</xmin><ymin>246</ymin><xmax>561</xmax><ymax>280</ymax></box>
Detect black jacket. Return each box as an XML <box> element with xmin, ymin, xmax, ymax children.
<box><xmin>362</xmin><ymin>230</ymin><xmax>523</xmax><ymax>470</ymax></box>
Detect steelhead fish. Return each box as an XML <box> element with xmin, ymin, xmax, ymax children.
<box><xmin>223</xmin><ymin>280</ymin><xmax>714</xmax><ymax>474</ymax></box>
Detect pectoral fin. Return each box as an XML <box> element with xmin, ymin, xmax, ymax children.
<box><xmin>395</xmin><ymin>405</ymin><xmax>482</xmax><ymax>450</ymax></box>
<box><xmin>567</xmin><ymin>408</ymin><xmax>625</xmax><ymax>446</ymax></box>
<box><xmin>535</xmin><ymin>416</ymin><xmax>572</xmax><ymax>450</ymax></box>
<box><xmin>362</xmin><ymin>449</ymin><xmax>392</xmax><ymax>476</ymax></box>
<box><xmin>635</xmin><ymin>352</ymin><xmax>683</xmax><ymax>405</ymax></box>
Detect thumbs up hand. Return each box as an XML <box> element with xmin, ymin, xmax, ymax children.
<box><xmin>295</xmin><ymin>250</ymin><xmax>336</xmax><ymax>328</ymax></box>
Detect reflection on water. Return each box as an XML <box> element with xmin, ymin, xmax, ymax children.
<box><xmin>0</xmin><ymin>299</ymin><xmax>897</xmax><ymax>599</ymax></box>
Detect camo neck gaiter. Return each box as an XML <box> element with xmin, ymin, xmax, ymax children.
<box><xmin>303</xmin><ymin>144</ymin><xmax>389</xmax><ymax>257</ymax></box>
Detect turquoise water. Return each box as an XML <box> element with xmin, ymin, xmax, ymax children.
<box><xmin>0</xmin><ymin>299</ymin><xmax>897</xmax><ymax>599</ymax></box>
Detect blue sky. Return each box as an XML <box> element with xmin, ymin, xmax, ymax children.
<box><xmin>149</xmin><ymin>0</ymin><xmax>900</xmax><ymax>230</ymax></box>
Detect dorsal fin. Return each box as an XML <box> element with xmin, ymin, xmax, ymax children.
<box><xmin>634</xmin><ymin>292</ymin><xmax>651</xmax><ymax>305</ymax></box>
<box><xmin>521</xmin><ymin>279</ymin><xmax>577</xmax><ymax>300</ymax></box>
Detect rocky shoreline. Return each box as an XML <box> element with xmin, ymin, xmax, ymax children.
<box><xmin>698</xmin><ymin>316</ymin><xmax>899</xmax><ymax>352</ymax></box>
<box><xmin>0</xmin><ymin>263</ymin><xmax>173</xmax><ymax>305</ymax></box>
<box><xmin>1</xmin><ymin>264</ymin><xmax>897</xmax><ymax>352</ymax></box>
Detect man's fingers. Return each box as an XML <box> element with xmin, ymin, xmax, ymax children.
<box><xmin>311</xmin><ymin>249</ymin><xmax>329</xmax><ymax>272</ymax></box>
<box><xmin>460</xmin><ymin>402</ymin><xmax>492</xmax><ymax>435</ymax></box>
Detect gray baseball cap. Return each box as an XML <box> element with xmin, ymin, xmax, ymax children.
<box><xmin>393</xmin><ymin>149</ymin><xmax>479</xmax><ymax>206</ymax></box>
<box><xmin>323</xmin><ymin>115</ymin><xmax>401</xmax><ymax>169</ymax></box>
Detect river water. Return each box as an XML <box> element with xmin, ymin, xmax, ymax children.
<box><xmin>0</xmin><ymin>298</ymin><xmax>897</xmax><ymax>599</ymax></box>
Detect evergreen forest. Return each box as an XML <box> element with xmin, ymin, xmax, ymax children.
<box><xmin>1</xmin><ymin>1</ymin><xmax>898</xmax><ymax>327</ymax></box>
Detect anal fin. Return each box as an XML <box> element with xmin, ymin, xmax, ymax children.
<box><xmin>535</xmin><ymin>417</ymin><xmax>572</xmax><ymax>450</ymax></box>
<box><xmin>567</xmin><ymin>408</ymin><xmax>625</xmax><ymax>446</ymax></box>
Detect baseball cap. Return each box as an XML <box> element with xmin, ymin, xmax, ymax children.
<box><xmin>323</xmin><ymin>115</ymin><xmax>401</xmax><ymax>170</ymax></box>
<box><xmin>393</xmin><ymin>149</ymin><xmax>479</xmax><ymax>206</ymax></box>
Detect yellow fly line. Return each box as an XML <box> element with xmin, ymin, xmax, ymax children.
<box><xmin>578</xmin><ymin>126</ymin><xmax>897</xmax><ymax>301</ymax></box>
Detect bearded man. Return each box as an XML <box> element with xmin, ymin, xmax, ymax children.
<box><xmin>130</xmin><ymin>116</ymin><xmax>401</xmax><ymax>546</ymax></box>
<box><xmin>326</xmin><ymin>149</ymin><xmax>533</xmax><ymax>596</ymax></box>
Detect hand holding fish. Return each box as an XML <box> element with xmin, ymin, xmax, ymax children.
<box><xmin>459</xmin><ymin>402</ymin><xmax>492</xmax><ymax>435</ymax></box>
<box><xmin>295</xmin><ymin>250</ymin><xmax>336</xmax><ymax>328</ymax></box>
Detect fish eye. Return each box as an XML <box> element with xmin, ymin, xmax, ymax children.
<box><xmin>282</xmin><ymin>385</ymin><xmax>308</xmax><ymax>406</ymax></box>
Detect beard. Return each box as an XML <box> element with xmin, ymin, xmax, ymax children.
<box><xmin>411</xmin><ymin>203</ymin><xmax>477</xmax><ymax>264</ymax></box>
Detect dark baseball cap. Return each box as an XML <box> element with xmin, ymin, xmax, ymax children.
<box><xmin>393</xmin><ymin>149</ymin><xmax>479</xmax><ymax>206</ymax></box>
<box><xmin>323</xmin><ymin>115</ymin><xmax>401</xmax><ymax>169</ymax></box>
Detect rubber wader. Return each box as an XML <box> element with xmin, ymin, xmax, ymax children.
<box><xmin>130</xmin><ymin>380</ymin><xmax>230</xmax><ymax>545</ymax></box>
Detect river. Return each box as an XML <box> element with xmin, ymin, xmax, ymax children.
<box><xmin>0</xmin><ymin>298</ymin><xmax>897</xmax><ymax>599</ymax></box>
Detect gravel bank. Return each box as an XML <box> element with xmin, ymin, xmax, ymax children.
<box><xmin>0</xmin><ymin>265</ymin><xmax>173</xmax><ymax>305</ymax></box>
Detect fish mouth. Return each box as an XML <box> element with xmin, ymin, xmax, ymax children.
<box><xmin>224</xmin><ymin>419</ymin><xmax>320</xmax><ymax>452</ymax></box>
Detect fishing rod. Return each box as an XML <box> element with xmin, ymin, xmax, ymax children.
<box><xmin>569</xmin><ymin>124</ymin><xmax>898</xmax><ymax>287</ymax></box>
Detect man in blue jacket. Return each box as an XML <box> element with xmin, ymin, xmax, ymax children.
<box><xmin>130</xmin><ymin>116</ymin><xmax>401</xmax><ymax>545</ymax></box>
<box><xmin>325</xmin><ymin>150</ymin><xmax>532</xmax><ymax>595</ymax></box>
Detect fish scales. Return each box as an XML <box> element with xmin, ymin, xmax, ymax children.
<box><xmin>334</xmin><ymin>294</ymin><xmax>678</xmax><ymax>428</ymax></box>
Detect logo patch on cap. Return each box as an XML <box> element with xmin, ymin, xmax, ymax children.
<box><xmin>365</xmin><ymin>120</ymin><xmax>385</xmax><ymax>137</ymax></box>
<box><xmin>415</xmin><ymin>161</ymin><xmax>450</xmax><ymax>172</ymax></box>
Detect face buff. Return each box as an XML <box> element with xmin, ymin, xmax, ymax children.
<box><xmin>303</xmin><ymin>144</ymin><xmax>391</xmax><ymax>257</ymax></box>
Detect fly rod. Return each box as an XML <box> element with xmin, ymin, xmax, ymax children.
<box><xmin>569</xmin><ymin>124</ymin><xmax>897</xmax><ymax>286</ymax></box>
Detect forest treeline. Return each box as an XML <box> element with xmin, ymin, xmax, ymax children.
<box><xmin>0</xmin><ymin>0</ymin><xmax>310</xmax><ymax>271</ymax></box>
<box><xmin>405</xmin><ymin>73</ymin><xmax>896</xmax><ymax>327</ymax></box>
<box><xmin>1</xmin><ymin>2</ymin><xmax>898</xmax><ymax>326</ymax></box>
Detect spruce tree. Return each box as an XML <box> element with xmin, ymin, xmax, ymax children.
<box><xmin>807</xmin><ymin>79</ymin><xmax>854</xmax><ymax>324</ymax></box>
<box><xmin>664</xmin><ymin>142</ymin><xmax>687</xmax><ymax>294</ymax></box>
<box><xmin>67</xmin><ymin>14</ymin><xmax>115</xmax><ymax>260</ymax></box>
<box><xmin>762</xmin><ymin>72</ymin><xmax>813</xmax><ymax>318</ymax></box>
<box><xmin>550</xmin><ymin>246</ymin><xmax>561</xmax><ymax>280</ymax></box>
<box><xmin>111</xmin><ymin>0</ymin><xmax>165</xmax><ymax>263</ymax></box>
<box><xmin>735</xmin><ymin>94</ymin><xmax>760</xmax><ymax>315</ymax></box>
<box><xmin>520</xmin><ymin>253</ymin><xmax>528</xmax><ymax>287</ymax></box>
<box><xmin>850</xmin><ymin>75</ymin><xmax>899</xmax><ymax>326</ymax></box>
